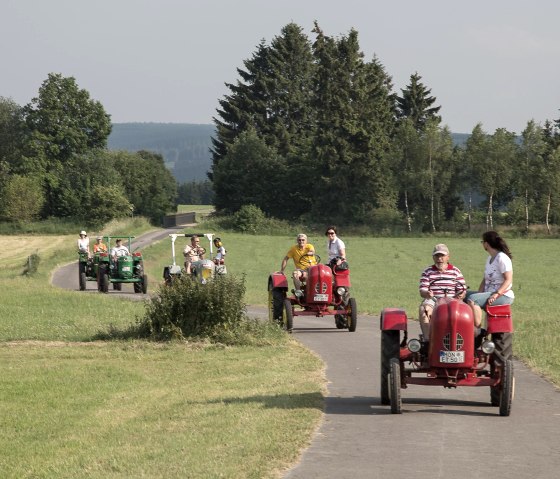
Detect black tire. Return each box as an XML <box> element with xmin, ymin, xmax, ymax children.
<box><xmin>346</xmin><ymin>298</ymin><xmax>357</xmax><ymax>332</ymax></box>
<box><xmin>79</xmin><ymin>272</ymin><xmax>87</xmax><ymax>291</ymax></box>
<box><xmin>334</xmin><ymin>314</ymin><xmax>345</xmax><ymax>329</ymax></box>
<box><xmin>491</xmin><ymin>332</ymin><xmax>513</xmax><ymax>405</ymax></box>
<box><xmin>113</xmin><ymin>282</ymin><xmax>122</xmax><ymax>291</ymax></box>
<box><xmin>283</xmin><ymin>299</ymin><xmax>293</xmax><ymax>333</ymax></box>
<box><xmin>79</xmin><ymin>262</ymin><xmax>86</xmax><ymax>275</ymax></box>
<box><xmin>142</xmin><ymin>274</ymin><xmax>148</xmax><ymax>294</ymax></box>
<box><xmin>101</xmin><ymin>273</ymin><xmax>109</xmax><ymax>293</ymax></box>
<box><xmin>499</xmin><ymin>359</ymin><xmax>514</xmax><ymax>416</ymax></box>
<box><xmin>134</xmin><ymin>282</ymin><xmax>141</xmax><ymax>293</ymax></box>
<box><xmin>268</xmin><ymin>285</ymin><xmax>285</xmax><ymax>322</ymax></box>
<box><xmin>380</xmin><ymin>329</ymin><xmax>400</xmax><ymax>405</ymax></box>
<box><xmin>389</xmin><ymin>358</ymin><xmax>402</xmax><ymax>414</ymax></box>
<box><xmin>163</xmin><ymin>267</ymin><xmax>171</xmax><ymax>286</ymax></box>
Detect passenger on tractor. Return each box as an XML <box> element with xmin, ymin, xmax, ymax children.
<box><xmin>280</xmin><ymin>233</ymin><xmax>317</xmax><ymax>298</ymax></box>
<box><xmin>110</xmin><ymin>238</ymin><xmax>129</xmax><ymax>260</ymax></box>
<box><xmin>93</xmin><ymin>236</ymin><xmax>107</xmax><ymax>253</ymax></box>
<box><xmin>325</xmin><ymin>226</ymin><xmax>346</xmax><ymax>269</ymax></box>
<box><xmin>465</xmin><ymin>231</ymin><xmax>514</xmax><ymax>334</ymax></box>
<box><xmin>418</xmin><ymin>244</ymin><xmax>466</xmax><ymax>339</ymax></box>
<box><xmin>213</xmin><ymin>237</ymin><xmax>226</xmax><ymax>264</ymax></box>
<box><xmin>77</xmin><ymin>231</ymin><xmax>90</xmax><ymax>257</ymax></box>
<box><xmin>183</xmin><ymin>235</ymin><xmax>205</xmax><ymax>274</ymax></box>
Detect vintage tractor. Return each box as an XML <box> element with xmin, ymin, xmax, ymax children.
<box><xmin>380</xmin><ymin>287</ymin><xmax>514</xmax><ymax>416</ymax></box>
<box><xmin>97</xmin><ymin>236</ymin><xmax>148</xmax><ymax>294</ymax></box>
<box><xmin>78</xmin><ymin>249</ymin><xmax>105</xmax><ymax>291</ymax></box>
<box><xmin>268</xmin><ymin>257</ymin><xmax>357</xmax><ymax>332</ymax></box>
<box><xmin>163</xmin><ymin>233</ymin><xmax>226</xmax><ymax>285</ymax></box>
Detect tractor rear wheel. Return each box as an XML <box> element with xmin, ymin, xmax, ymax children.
<box><xmin>79</xmin><ymin>272</ymin><xmax>87</xmax><ymax>291</ymax></box>
<box><xmin>389</xmin><ymin>358</ymin><xmax>402</xmax><ymax>414</ymax></box>
<box><xmin>142</xmin><ymin>274</ymin><xmax>148</xmax><ymax>294</ymax></box>
<box><xmin>101</xmin><ymin>272</ymin><xmax>109</xmax><ymax>294</ymax></box>
<box><xmin>381</xmin><ymin>330</ymin><xmax>400</xmax><ymax>405</ymax></box>
<box><xmin>268</xmin><ymin>285</ymin><xmax>285</xmax><ymax>322</ymax></box>
<box><xmin>499</xmin><ymin>359</ymin><xmax>514</xmax><ymax>416</ymax></box>
<box><xmin>282</xmin><ymin>299</ymin><xmax>293</xmax><ymax>333</ymax></box>
<box><xmin>491</xmin><ymin>332</ymin><xmax>513</xmax><ymax>405</ymax></box>
<box><xmin>346</xmin><ymin>298</ymin><xmax>357</xmax><ymax>332</ymax></box>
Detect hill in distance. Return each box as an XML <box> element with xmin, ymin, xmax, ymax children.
<box><xmin>108</xmin><ymin>123</ymin><xmax>215</xmax><ymax>183</ymax></box>
<box><xmin>108</xmin><ymin>123</ymin><xmax>470</xmax><ymax>183</ymax></box>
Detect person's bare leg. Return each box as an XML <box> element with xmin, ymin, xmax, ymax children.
<box><xmin>419</xmin><ymin>304</ymin><xmax>432</xmax><ymax>339</ymax></box>
<box><xmin>468</xmin><ymin>300</ymin><xmax>483</xmax><ymax>328</ymax></box>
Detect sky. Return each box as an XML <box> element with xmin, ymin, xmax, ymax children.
<box><xmin>2</xmin><ymin>0</ymin><xmax>559</xmax><ymax>134</ymax></box>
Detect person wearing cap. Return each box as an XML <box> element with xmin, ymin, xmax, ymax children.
<box><xmin>183</xmin><ymin>235</ymin><xmax>205</xmax><ymax>274</ymax></box>
<box><xmin>465</xmin><ymin>231</ymin><xmax>514</xmax><ymax>332</ymax></box>
<box><xmin>93</xmin><ymin>236</ymin><xmax>108</xmax><ymax>253</ymax></box>
<box><xmin>418</xmin><ymin>243</ymin><xmax>466</xmax><ymax>339</ymax></box>
<box><xmin>77</xmin><ymin>231</ymin><xmax>90</xmax><ymax>257</ymax></box>
<box><xmin>280</xmin><ymin>233</ymin><xmax>317</xmax><ymax>297</ymax></box>
<box><xmin>110</xmin><ymin>238</ymin><xmax>130</xmax><ymax>260</ymax></box>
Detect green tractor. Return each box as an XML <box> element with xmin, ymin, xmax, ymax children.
<box><xmin>97</xmin><ymin>236</ymin><xmax>148</xmax><ymax>294</ymax></box>
<box><xmin>78</xmin><ymin>249</ymin><xmax>105</xmax><ymax>291</ymax></box>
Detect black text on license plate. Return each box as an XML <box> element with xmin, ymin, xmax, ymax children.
<box><xmin>439</xmin><ymin>351</ymin><xmax>465</xmax><ymax>363</ymax></box>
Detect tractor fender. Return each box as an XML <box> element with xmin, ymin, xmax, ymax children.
<box><xmin>269</xmin><ymin>272</ymin><xmax>288</xmax><ymax>289</ymax></box>
<box><xmin>380</xmin><ymin>308</ymin><xmax>408</xmax><ymax>331</ymax></box>
<box><xmin>486</xmin><ymin>304</ymin><xmax>514</xmax><ymax>333</ymax></box>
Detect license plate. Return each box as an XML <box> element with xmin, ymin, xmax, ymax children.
<box><xmin>439</xmin><ymin>351</ymin><xmax>465</xmax><ymax>363</ymax></box>
<box><xmin>313</xmin><ymin>294</ymin><xmax>328</xmax><ymax>302</ymax></box>
<box><xmin>122</xmin><ymin>266</ymin><xmax>131</xmax><ymax>272</ymax></box>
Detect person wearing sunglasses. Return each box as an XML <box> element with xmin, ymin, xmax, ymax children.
<box><xmin>280</xmin><ymin>233</ymin><xmax>317</xmax><ymax>298</ymax></box>
<box><xmin>325</xmin><ymin>226</ymin><xmax>346</xmax><ymax>267</ymax></box>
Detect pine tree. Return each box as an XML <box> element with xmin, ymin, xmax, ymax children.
<box><xmin>396</xmin><ymin>72</ymin><xmax>441</xmax><ymax>131</ymax></box>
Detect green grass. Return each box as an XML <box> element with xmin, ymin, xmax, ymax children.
<box><xmin>2</xmin><ymin>225</ymin><xmax>560</xmax><ymax>478</ymax></box>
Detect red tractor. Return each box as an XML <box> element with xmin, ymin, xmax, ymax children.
<box><xmin>268</xmin><ymin>258</ymin><xmax>357</xmax><ymax>333</ymax></box>
<box><xmin>380</xmin><ymin>290</ymin><xmax>514</xmax><ymax>416</ymax></box>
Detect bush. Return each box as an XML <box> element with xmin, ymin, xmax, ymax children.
<box><xmin>22</xmin><ymin>253</ymin><xmax>41</xmax><ymax>276</ymax></box>
<box><xmin>138</xmin><ymin>274</ymin><xmax>249</xmax><ymax>341</ymax></box>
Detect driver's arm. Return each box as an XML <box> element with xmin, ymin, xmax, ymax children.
<box><xmin>280</xmin><ymin>256</ymin><xmax>289</xmax><ymax>273</ymax></box>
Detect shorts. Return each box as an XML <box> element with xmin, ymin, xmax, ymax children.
<box><xmin>420</xmin><ymin>298</ymin><xmax>436</xmax><ymax>309</ymax></box>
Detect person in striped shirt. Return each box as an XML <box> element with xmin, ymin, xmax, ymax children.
<box><xmin>418</xmin><ymin>243</ymin><xmax>466</xmax><ymax>339</ymax></box>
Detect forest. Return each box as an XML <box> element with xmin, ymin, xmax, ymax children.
<box><xmin>1</xmin><ymin>22</ymin><xmax>560</xmax><ymax>232</ymax></box>
<box><xmin>210</xmin><ymin>22</ymin><xmax>560</xmax><ymax>233</ymax></box>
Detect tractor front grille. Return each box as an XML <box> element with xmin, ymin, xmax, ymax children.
<box><xmin>442</xmin><ymin>333</ymin><xmax>464</xmax><ymax>351</ymax></box>
<box><xmin>314</xmin><ymin>282</ymin><xmax>328</xmax><ymax>294</ymax></box>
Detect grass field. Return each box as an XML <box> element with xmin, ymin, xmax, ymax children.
<box><xmin>2</xmin><ymin>222</ymin><xmax>560</xmax><ymax>478</ymax></box>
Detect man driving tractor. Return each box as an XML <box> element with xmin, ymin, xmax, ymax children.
<box><xmin>418</xmin><ymin>243</ymin><xmax>467</xmax><ymax>339</ymax></box>
<box><xmin>280</xmin><ymin>233</ymin><xmax>317</xmax><ymax>298</ymax></box>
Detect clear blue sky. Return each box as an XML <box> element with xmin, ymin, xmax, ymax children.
<box><xmin>2</xmin><ymin>0</ymin><xmax>559</xmax><ymax>134</ymax></box>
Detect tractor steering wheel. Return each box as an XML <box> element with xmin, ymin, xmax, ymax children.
<box><xmin>300</xmin><ymin>253</ymin><xmax>320</xmax><ymax>267</ymax></box>
<box><xmin>428</xmin><ymin>277</ymin><xmax>467</xmax><ymax>298</ymax></box>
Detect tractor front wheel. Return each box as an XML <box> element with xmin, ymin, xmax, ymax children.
<box><xmin>113</xmin><ymin>282</ymin><xmax>122</xmax><ymax>291</ymax></box>
<box><xmin>389</xmin><ymin>358</ymin><xmax>402</xmax><ymax>414</ymax></box>
<box><xmin>142</xmin><ymin>274</ymin><xmax>148</xmax><ymax>294</ymax></box>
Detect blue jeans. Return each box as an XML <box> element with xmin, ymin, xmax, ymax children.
<box><xmin>465</xmin><ymin>290</ymin><xmax>514</xmax><ymax>308</ymax></box>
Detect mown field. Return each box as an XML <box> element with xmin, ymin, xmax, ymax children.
<box><xmin>1</xmin><ymin>222</ymin><xmax>559</xmax><ymax>478</ymax></box>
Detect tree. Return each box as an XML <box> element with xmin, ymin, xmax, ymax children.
<box><xmin>0</xmin><ymin>97</ymin><xmax>25</xmax><ymax>169</ymax></box>
<box><xmin>0</xmin><ymin>175</ymin><xmax>44</xmax><ymax>222</ymax></box>
<box><xmin>396</xmin><ymin>72</ymin><xmax>441</xmax><ymax>131</ymax></box>
<box><xmin>22</xmin><ymin>73</ymin><xmax>112</xmax><ymax>216</ymax></box>
<box><xmin>515</xmin><ymin>121</ymin><xmax>546</xmax><ymax>232</ymax></box>
<box><xmin>477</xmin><ymin>128</ymin><xmax>517</xmax><ymax>229</ymax></box>
<box><xmin>212</xmin><ymin>129</ymin><xmax>287</xmax><ymax>216</ymax></box>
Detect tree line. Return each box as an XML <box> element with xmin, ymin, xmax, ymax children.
<box><xmin>210</xmin><ymin>22</ymin><xmax>560</xmax><ymax>232</ymax></box>
<box><xmin>0</xmin><ymin>73</ymin><xmax>177</xmax><ymax>227</ymax></box>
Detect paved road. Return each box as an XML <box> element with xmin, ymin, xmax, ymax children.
<box><xmin>269</xmin><ymin>311</ymin><xmax>560</xmax><ymax>479</ymax></box>
<box><xmin>54</xmin><ymin>231</ymin><xmax>560</xmax><ymax>478</ymax></box>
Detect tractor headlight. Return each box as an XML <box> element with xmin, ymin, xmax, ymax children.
<box><xmin>408</xmin><ymin>339</ymin><xmax>422</xmax><ymax>353</ymax></box>
<box><xmin>337</xmin><ymin>287</ymin><xmax>346</xmax><ymax>296</ymax></box>
<box><xmin>481</xmin><ymin>341</ymin><xmax>495</xmax><ymax>354</ymax></box>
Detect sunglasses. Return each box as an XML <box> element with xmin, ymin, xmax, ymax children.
<box><xmin>327</xmin><ymin>231</ymin><xmax>335</xmax><ymax>235</ymax></box>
